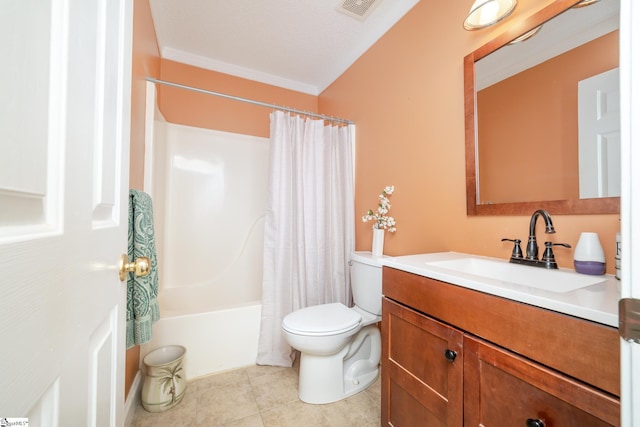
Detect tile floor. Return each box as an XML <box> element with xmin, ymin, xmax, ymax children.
<box><xmin>131</xmin><ymin>364</ymin><xmax>381</xmax><ymax>427</ymax></box>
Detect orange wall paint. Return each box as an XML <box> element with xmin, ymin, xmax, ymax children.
<box><xmin>319</xmin><ymin>0</ymin><xmax>620</xmax><ymax>273</ymax></box>
<box><xmin>126</xmin><ymin>0</ymin><xmax>161</xmax><ymax>400</ymax></box>
<box><xmin>158</xmin><ymin>59</ymin><xmax>318</xmax><ymax>137</ymax></box>
<box><xmin>478</xmin><ymin>31</ymin><xmax>619</xmax><ymax>204</ymax></box>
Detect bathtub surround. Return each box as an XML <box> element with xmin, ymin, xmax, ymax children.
<box><xmin>127</xmin><ymin>189</ymin><xmax>160</xmax><ymax>348</ymax></box>
<box><xmin>257</xmin><ymin>111</ymin><xmax>356</xmax><ymax>367</ymax></box>
<box><xmin>153</xmin><ymin>123</ymin><xmax>267</xmax><ymax>309</ymax></box>
<box><xmin>142</xmin><ymin>117</ymin><xmax>268</xmax><ymax>379</ymax></box>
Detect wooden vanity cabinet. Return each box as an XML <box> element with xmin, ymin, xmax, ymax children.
<box><xmin>382</xmin><ymin>298</ymin><xmax>463</xmax><ymax>427</ymax></box>
<box><xmin>381</xmin><ymin>267</ymin><xmax>620</xmax><ymax>427</ymax></box>
<box><xmin>465</xmin><ymin>335</ymin><xmax>618</xmax><ymax>426</ymax></box>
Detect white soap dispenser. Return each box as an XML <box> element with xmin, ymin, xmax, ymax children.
<box><xmin>573</xmin><ymin>232</ymin><xmax>606</xmax><ymax>275</ymax></box>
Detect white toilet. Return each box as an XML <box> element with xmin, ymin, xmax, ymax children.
<box><xmin>282</xmin><ymin>251</ymin><xmax>385</xmax><ymax>404</ymax></box>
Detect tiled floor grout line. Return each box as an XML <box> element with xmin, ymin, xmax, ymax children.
<box><xmin>132</xmin><ymin>364</ymin><xmax>381</xmax><ymax>427</ymax></box>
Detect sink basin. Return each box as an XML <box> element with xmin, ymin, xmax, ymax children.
<box><xmin>426</xmin><ymin>257</ymin><xmax>605</xmax><ymax>293</ymax></box>
<box><xmin>381</xmin><ymin>252</ymin><xmax>619</xmax><ymax>327</ymax></box>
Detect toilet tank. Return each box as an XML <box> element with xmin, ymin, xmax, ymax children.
<box><xmin>350</xmin><ymin>252</ymin><xmax>388</xmax><ymax>316</ymax></box>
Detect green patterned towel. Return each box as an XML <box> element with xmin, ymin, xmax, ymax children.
<box><xmin>127</xmin><ymin>189</ymin><xmax>160</xmax><ymax>349</ymax></box>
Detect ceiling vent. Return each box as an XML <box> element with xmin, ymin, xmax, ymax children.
<box><xmin>336</xmin><ymin>0</ymin><xmax>383</xmax><ymax>21</ymax></box>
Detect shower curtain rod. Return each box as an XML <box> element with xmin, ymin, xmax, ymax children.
<box><xmin>146</xmin><ymin>77</ymin><xmax>354</xmax><ymax>125</ymax></box>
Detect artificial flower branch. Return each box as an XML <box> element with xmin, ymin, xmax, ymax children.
<box><xmin>362</xmin><ymin>185</ymin><xmax>396</xmax><ymax>232</ymax></box>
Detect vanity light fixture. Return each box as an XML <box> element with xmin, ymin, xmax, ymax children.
<box><xmin>508</xmin><ymin>25</ymin><xmax>543</xmax><ymax>44</ymax></box>
<box><xmin>572</xmin><ymin>0</ymin><xmax>600</xmax><ymax>8</ymax></box>
<box><xmin>463</xmin><ymin>0</ymin><xmax>517</xmax><ymax>31</ymax></box>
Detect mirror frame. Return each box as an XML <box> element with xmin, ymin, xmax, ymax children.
<box><xmin>464</xmin><ymin>0</ymin><xmax>620</xmax><ymax>216</ymax></box>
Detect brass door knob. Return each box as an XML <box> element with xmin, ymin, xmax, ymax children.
<box><xmin>119</xmin><ymin>254</ymin><xmax>151</xmax><ymax>281</ymax></box>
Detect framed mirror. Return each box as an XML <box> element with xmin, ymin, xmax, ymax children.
<box><xmin>464</xmin><ymin>0</ymin><xmax>620</xmax><ymax>215</ymax></box>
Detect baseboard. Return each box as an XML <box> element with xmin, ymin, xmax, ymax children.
<box><xmin>124</xmin><ymin>370</ymin><xmax>142</xmax><ymax>427</ymax></box>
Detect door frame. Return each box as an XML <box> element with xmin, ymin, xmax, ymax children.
<box><xmin>619</xmin><ymin>0</ymin><xmax>639</xmax><ymax>425</ymax></box>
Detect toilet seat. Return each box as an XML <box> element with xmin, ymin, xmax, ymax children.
<box><xmin>282</xmin><ymin>303</ymin><xmax>361</xmax><ymax>336</ymax></box>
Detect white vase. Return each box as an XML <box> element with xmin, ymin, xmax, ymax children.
<box><xmin>372</xmin><ymin>228</ymin><xmax>385</xmax><ymax>257</ymax></box>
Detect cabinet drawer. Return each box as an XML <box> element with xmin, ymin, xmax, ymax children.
<box><xmin>464</xmin><ymin>335</ymin><xmax>620</xmax><ymax>426</ymax></box>
<box><xmin>382</xmin><ymin>298</ymin><xmax>463</xmax><ymax>427</ymax></box>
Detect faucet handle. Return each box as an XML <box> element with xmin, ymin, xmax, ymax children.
<box><xmin>541</xmin><ymin>242</ymin><xmax>572</xmax><ymax>268</ymax></box>
<box><xmin>502</xmin><ymin>238</ymin><xmax>523</xmax><ymax>259</ymax></box>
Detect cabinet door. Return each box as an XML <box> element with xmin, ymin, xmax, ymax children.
<box><xmin>464</xmin><ymin>335</ymin><xmax>620</xmax><ymax>427</ymax></box>
<box><xmin>382</xmin><ymin>298</ymin><xmax>463</xmax><ymax>427</ymax></box>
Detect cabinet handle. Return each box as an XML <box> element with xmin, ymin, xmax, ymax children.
<box><xmin>444</xmin><ymin>349</ymin><xmax>457</xmax><ymax>362</ymax></box>
<box><xmin>526</xmin><ymin>419</ymin><xmax>545</xmax><ymax>427</ymax></box>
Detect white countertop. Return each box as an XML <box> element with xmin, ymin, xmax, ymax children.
<box><xmin>381</xmin><ymin>252</ymin><xmax>620</xmax><ymax>328</ymax></box>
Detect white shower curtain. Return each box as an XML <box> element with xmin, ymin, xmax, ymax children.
<box><xmin>256</xmin><ymin>111</ymin><xmax>355</xmax><ymax>367</ymax></box>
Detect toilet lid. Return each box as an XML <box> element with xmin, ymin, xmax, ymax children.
<box><xmin>282</xmin><ymin>303</ymin><xmax>362</xmax><ymax>335</ymax></box>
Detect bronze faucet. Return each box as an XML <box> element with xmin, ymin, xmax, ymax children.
<box><xmin>502</xmin><ymin>209</ymin><xmax>571</xmax><ymax>269</ymax></box>
<box><xmin>526</xmin><ymin>209</ymin><xmax>555</xmax><ymax>260</ymax></box>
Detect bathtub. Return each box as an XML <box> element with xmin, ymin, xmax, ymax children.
<box><xmin>142</xmin><ymin>294</ymin><xmax>262</xmax><ymax>380</ymax></box>
<box><xmin>142</xmin><ymin>96</ymin><xmax>269</xmax><ymax>380</ymax></box>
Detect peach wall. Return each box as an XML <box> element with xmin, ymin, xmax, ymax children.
<box><xmin>319</xmin><ymin>0</ymin><xmax>620</xmax><ymax>273</ymax></box>
<box><xmin>478</xmin><ymin>31</ymin><xmax>619</xmax><ymax>203</ymax></box>
<box><xmin>157</xmin><ymin>59</ymin><xmax>318</xmax><ymax>137</ymax></box>
<box><xmin>126</xmin><ymin>0</ymin><xmax>161</xmax><ymax>400</ymax></box>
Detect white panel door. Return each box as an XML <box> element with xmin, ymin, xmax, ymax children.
<box><xmin>0</xmin><ymin>0</ymin><xmax>133</xmax><ymax>425</ymax></box>
<box><xmin>578</xmin><ymin>67</ymin><xmax>621</xmax><ymax>199</ymax></box>
<box><xmin>620</xmin><ymin>0</ymin><xmax>640</xmax><ymax>425</ymax></box>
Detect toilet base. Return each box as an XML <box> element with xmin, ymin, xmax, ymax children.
<box><xmin>297</xmin><ymin>325</ymin><xmax>381</xmax><ymax>404</ymax></box>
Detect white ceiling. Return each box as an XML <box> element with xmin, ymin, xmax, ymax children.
<box><xmin>149</xmin><ymin>0</ymin><xmax>420</xmax><ymax>95</ymax></box>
